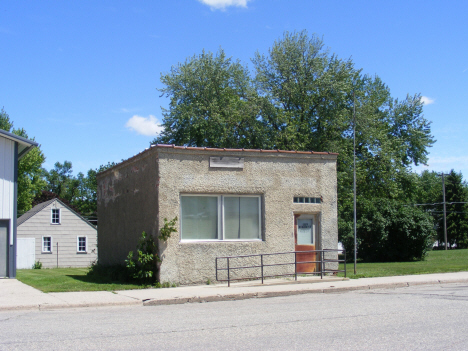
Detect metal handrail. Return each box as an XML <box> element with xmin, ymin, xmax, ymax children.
<box><xmin>216</xmin><ymin>249</ymin><xmax>346</xmax><ymax>287</ymax></box>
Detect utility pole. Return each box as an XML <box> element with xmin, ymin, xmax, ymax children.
<box><xmin>353</xmin><ymin>90</ymin><xmax>357</xmax><ymax>274</ymax></box>
<box><xmin>441</xmin><ymin>173</ymin><xmax>448</xmax><ymax>250</ymax></box>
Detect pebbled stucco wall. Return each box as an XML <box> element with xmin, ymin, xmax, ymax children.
<box><xmin>97</xmin><ymin>148</ymin><xmax>159</xmax><ymax>265</ymax></box>
<box><xmin>97</xmin><ymin>146</ymin><xmax>338</xmax><ymax>285</ymax></box>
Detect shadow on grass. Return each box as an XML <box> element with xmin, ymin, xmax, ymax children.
<box><xmin>66</xmin><ymin>274</ymin><xmax>131</xmax><ymax>285</ymax></box>
<box><xmin>61</xmin><ymin>264</ymin><xmax>139</xmax><ymax>287</ymax></box>
<box><xmin>65</xmin><ymin>263</ymin><xmax>157</xmax><ymax>289</ymax></box>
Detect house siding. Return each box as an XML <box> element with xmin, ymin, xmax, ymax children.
<box><xmin>97</xmin><ymin>146</ymin><xmax>338</xmax><ymax>286</ymax></box>
<box><xmin>17</xmin><ymin>201</ymin><xmax>97</xmax><ymax>268</ymax></box>
<box><xmin>0</xmin><ymin>137</ymin><xmax>15</xmax><ymax>239</ymax></box>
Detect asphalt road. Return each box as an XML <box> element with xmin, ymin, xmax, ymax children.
<box><xmin>1</xmin><ymin>283</ymin><xmax>468</xmax><ymax>350</ymax></box>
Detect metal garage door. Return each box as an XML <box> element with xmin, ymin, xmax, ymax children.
<box><xmin>17</xmin><ymin>238</ymin><xmax>35</xmax><ymax>269</ymax></box>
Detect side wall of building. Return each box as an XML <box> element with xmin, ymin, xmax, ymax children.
<box><xmin>17</xmin><ymin>202</ymin><xmax>97</xmax><ymax>268</ymax></box>
<box><xmin>0</xmin><ymin>137</ymin><xmax>15</xmax><ymax>231</ymax></box>
<box><xmin>157</xmin><ymin>148</ymin><xmax>338</xmax><ymax>285</ymax></box>
<box><xmin>97</xmin><ymin>148</ymin><xmax>159</xmax><ymax>265</ymax></box>
<box><xmin>0</xmin><ymin>137</ymin><xmax>16</xmax><ymax>277</ymax></box>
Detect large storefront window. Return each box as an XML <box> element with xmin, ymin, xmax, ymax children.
<box><xmin>181</xmin><ymin>195</ymin><xmax>261</xmax><ymax>241</ymax></box>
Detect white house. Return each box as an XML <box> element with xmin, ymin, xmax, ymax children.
<box><xmin>0</xmin><ymin>129</ymin><xmax>38</xmax><ymax>278</ymax></box>
<box><xmin>16</xmin><ymin>198</ymin><xmax>98</xmax><ymax>268</ymax></box>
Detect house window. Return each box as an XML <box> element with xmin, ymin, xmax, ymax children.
<box><xmin>180</xmin><ymin>195</ymin><xmax>261</xmax><ymax>241</ymax></box>
<box><xmin>42</xmin><ymin>237</ymin><xmax>52</xmax><ymax>253</ymax></box>
<box><xmin>51</xmin><ymin>208</ymin><xmax>60</xmax><ymax>224</ymax></box>
<box><xmin>77</xmin><ymin>236</ymin><xmax>87</xmax><ymax>253</ymax></box>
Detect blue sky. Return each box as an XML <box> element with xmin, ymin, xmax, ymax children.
<box><xmin>1</xmin><ymin>0</ymin><xmax>467</xmax><ymax>178</ymax></box>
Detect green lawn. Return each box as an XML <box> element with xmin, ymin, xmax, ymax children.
<box><xmin>16</xmin><ymin>249</ymin><xmax>468</xmax><ymax>292</ymax></box>
<box><xmin>339</xmin><ymin>249</ymin><xmax>468</xmax><ymax>279</ymax></box>
<box><xmin>16</xmin><ymin>267</ymin><xmax>146</xmax><ymax>293</ymax></box>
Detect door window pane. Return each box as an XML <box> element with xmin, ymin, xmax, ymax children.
<box><xmin>297</xmin><ymin>219</ymin><xmax>314</xmax><ymax>245</ymax></box>
<box><xmin>181</xmin><ymin>196</ymin><xmax>218</xmax><ymax>239</ymax></box>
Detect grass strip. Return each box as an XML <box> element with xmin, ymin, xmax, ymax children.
<box><xmin>339</xmin><ymin>249</ymin><xmax>468</xmax><ymax>279</ymax></box>
<box><xmin>17</xmin><ymin>249</ymin><xmax>468</xmax><ymax>292</ymax></box>
<box><xmin>16</xmin><ymin>267</ymin><xmax>146</xmax><ymax>293</ymax></box>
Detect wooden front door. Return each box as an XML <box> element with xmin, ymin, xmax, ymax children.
<box><xmin>294</xmin><ymin>214</ymin><xmax>317</xmax><ymax>273</ymax></box>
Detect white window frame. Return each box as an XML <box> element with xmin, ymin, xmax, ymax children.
<box><xmin>42</xmin><ymin>236</ymin><xmax>53</xmax><ymax>253</ymax></box>
<box><xmin>180</xmin><ymin>194</ymin><xmax>262</xmax><ymax>242</ymax></box>
<box><xmin>51</xmin><ymin>208</ymin><xmax>61</xmax><ymax>225</ymax></box>
<box><xmin>77</xmin><ymin>236</ymin><xmax>87</xmax><ymax>253</ymax></box>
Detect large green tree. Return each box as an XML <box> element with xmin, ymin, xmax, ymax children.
<box><xmin>153</xmin><ymin>31</ymin><xmax>436</xmax><ymax>261</ymax></box>
<box><xmin>154</xmin><ymin>49</ymin><xmax>264</xmax><ymax>148</ymax></box>
<box><xmin>0</xmin><ymin>108</ymin><xmax>47</xmax><ymax>214</ymax></box>
<box><xmin>252</xmin><ymin>31</ymin><xmax>433</xmax><ymax>193</ymax></box>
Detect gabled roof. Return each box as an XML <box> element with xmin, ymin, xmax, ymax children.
<box><xmin>0</xmin><ymin>129</ymin><xmax>38</xmax><ymax>160</ymax></box>
<box><xmin>17</xmin><ymin>198</ymin><xmax>96</xmax><ymax>229</ymax></box>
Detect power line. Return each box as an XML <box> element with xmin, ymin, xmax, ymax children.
<box><xmin>407</xmin><ymin>202</ymin><xmax>468</xmax><ymax>206</ymax></box>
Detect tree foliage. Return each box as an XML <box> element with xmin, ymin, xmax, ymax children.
<box><xmin>351</xmin><ymin>198</ymin><xmax>435</xmax><ymax>262</ymax></box>
<box><xmin>154</xmin><ymin>49</ymin><xmax>264</xmax><ymax>148</ymax></box>
<box><xmin>41</xmin><ymin>161</ymin><xmax>116</xmax><ymax>220</ymax></box>
<box><xmin>154</xmin><ymin>31</ymin><xmax>437</xmax><ymax>261</ymax></box>
<box><xmin>0</xmin><ymin>107</ymin><xmax>13</xmax><ymax>131</ymax></box>
<box><xmin>14</xmin><ymin>129</ymin><xmax>47</xmax><ymax>213</ymax></box>
<box><xmin>44</xmin><ymin>161</ymin><xmax>76</xmax><ymax>201</ymax></box>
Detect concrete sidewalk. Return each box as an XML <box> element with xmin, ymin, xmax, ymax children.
<box><xmin>1</xmin><ymin>272</ymin><xmax>468</xmax><ymax>311</ymax></box>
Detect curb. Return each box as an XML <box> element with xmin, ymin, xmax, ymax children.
<box><xmin>0</xmin><ymin>300</ymin><xmax>143</xmax><ymax>312</ymax></box>
<box><xmin>141</xmin><ymin>277</ymin><xmax>468</xmax><ymax>306</ymax></box>
<box><xmin>2</xmin><ymin>276</ymin><xmax>468</xmax><ymax>312</ymax></box>
<box><xmin>38</xmin><ymin>300</ymin><xmax>143</xmax><ymax>310</ymax></box>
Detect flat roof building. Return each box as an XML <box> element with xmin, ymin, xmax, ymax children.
<box><xmin>97</xmin><ymin>144</ymin><xmax>338</xmax><ymax>285</ymax></box>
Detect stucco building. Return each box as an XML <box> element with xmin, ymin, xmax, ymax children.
<box><xmin>97</xmin><ymin>144</ymin><xmax>338</xmax><ymax>285</ymax></box>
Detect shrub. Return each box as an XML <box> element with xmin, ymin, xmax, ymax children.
<box><xmin>32</xmin><ymin>261</ymin><xmax>42</xmax><ymax>269</ymax></box>
<box><xmin>341</xmin><ymin>198</ymin><xmax>435</xmax><ymax>262</ymax></box>
<box><xmin>125</xmin><ymin>231</ymin><xmax>160</xmax><ymax>284</ymax></box>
